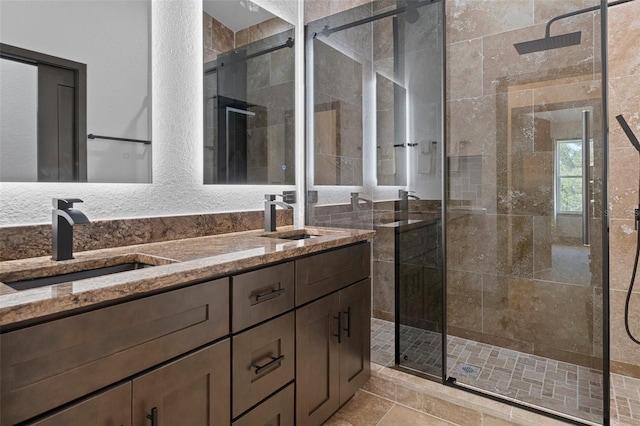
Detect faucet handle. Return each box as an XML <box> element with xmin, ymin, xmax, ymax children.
<box><xmin>53</xmin><ymin>198</ymin><xmax>84</xmax><ymax>209</ymax></box>
<box><xmin>266</xmin><ymin>192</ymin><xmax>296</xmax><ymax>203</ymax></box>
<box><xmin>282</xmin><ymin>191</ymin><xmax>296</xmax><ymax>204</ymax></box>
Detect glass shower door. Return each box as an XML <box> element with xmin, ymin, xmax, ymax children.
<box><xmin>393</xmin><ymin>0</ymin><xmax>444</xmax><ymax>380</ymax></box>
<box><xmin>445</xmin><ymin>0</ymin><xmax>607</xmax><ymax>423</ymax></box>
<box><xmin>305</xmin><ymin>0</ymin><xmax>445</xmax><ymax>379</ymax></box>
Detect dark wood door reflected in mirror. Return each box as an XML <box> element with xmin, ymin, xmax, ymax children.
<box><xmin>0</xmin><ymin>1</ymin><xmax>152</xmax><ymax>183</ymax></box>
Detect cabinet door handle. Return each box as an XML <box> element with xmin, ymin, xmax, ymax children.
<box><xmin>255</xmin><ymin>287</ymin><xmax>285</xmax><ymax>302</ymax></box>
<box><xmin>332</xmin><ymin>314</ymin><xmax>342</xmax><ymax>343</ymax></box>
<box><xmin>253</xmin><ymin>355</ymin><xmax>285</xmax><ymax>375</ymax></box>
<box><xmin>146</xmin><ymin>407</ymin><xmax>158</xmax><ymax>426</ymax></box>
<box><xmin>343</xmin><ymin>307</ymin><xmax>352</xmax><ymax>338</ymax></box>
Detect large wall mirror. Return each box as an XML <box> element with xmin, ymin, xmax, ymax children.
<box><xmin>0</xmin><ymin>0</ymin><xmax>151</xmax><ymax>183</ymax></box>
<box><xmin>203</xmin><ymin>0</ymin><xmax>295</xmax><ymax>185</ymax></box>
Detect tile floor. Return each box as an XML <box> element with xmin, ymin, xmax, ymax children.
<box><xmin>328</xmin><ymin>318</ymin><xmax>640</xmax><ymax>425</ymax></box>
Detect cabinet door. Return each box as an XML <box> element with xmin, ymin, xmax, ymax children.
<box><xmin>28</xmin><ymin>383</ymin><xmax>131</xmax><ymax>426</ymax></box>
<box><xmin>132</xmin><ymin>340</ymin><xmax>230</xmax><ymax>426</ymax></box>
<box><xmin>339</xmin><ymin>278</ymin><xmax>371</xmax><ymax>406</ymax></box>
<box><xmin>1</xmin><ymin>278</ymin><xmax>229</xmax><ymax>426</ymax></box>
<box><xmin>295</xmin><ymin>292</ymin><xmax>340</xmax><ymax>426</ymax></box>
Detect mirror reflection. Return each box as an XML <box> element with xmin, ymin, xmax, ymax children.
<box><xmin>203</xmin><ymin>0</ymin><xmax>295</xmax><ymax>185</ymax></box>
<box><xmin>376</xmin><ymin>73</ymin><xmax>407</xmax><ymax>186</ymax></box>
<box><xmin>0</xmin><ymin>0</ymin><xmax>152</xmax><ymax>183</ymax></box>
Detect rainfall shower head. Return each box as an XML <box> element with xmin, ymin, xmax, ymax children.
<box><xmin>616</xmin><ymin>114</ymin><xmax>640</xmax><ymax>153</ymax></box>
<box><xmin>514</xmin><ymin>31</ymin><xmax>581</xmax><ymax>55</ymax></box>
<box><xmin>514</xmin><ymin>0</ymin><xmax>635</xmax><ymax>55</ymax></box>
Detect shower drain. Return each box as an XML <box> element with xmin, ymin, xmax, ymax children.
<box><xmin>457</xmin><ymin>364</ymin><xmax>481</xmax><ymax>377</ymax></box>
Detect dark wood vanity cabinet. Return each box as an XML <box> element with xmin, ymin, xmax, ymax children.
<box><xmin>28</xmin><ymin>341</ymin><xmax>231</xmax><ymax>426</ymax></box>
<box><xmin>27</xmin><ymin>383</ymin><xmax>132</xmax><ymax>426</ymax></box>
<box><xmin>338</xmin><ymin>278</ymin><xmax>372</xmax><ymax>406</ymax></box>
<box><xmin>132</xmin><ymin>340</ymin><xmax>230</xmax><ymax>426</ymax></box>
<box><xmin>1</xmin><ymin>278</ymin><xmax>229</xmax><ymax>426</ymax></box>
<box><xmin>296</xmin><ymin>291</ymin><xmax>341</xmax><ymax>425</ymax></box>
<box><xmin>1</xmin><ymin>240</ymin><xmax>372</xmax><ymax>426</ymax></box>
<box><xmin>295</xmin><ymin>243</ymin><xmax>372</xmax><ymax>426</ymax></box>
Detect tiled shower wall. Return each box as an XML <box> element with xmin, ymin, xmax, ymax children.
<box><xmin>608</xmin><ymin>0</ymin><xmax>640</xmax><ymax>378</ymax></box>
<box><xmin>446</xmin><ymin>0</ymin><xmax>640</xmax><ymax>378</ymax></box>
<box><xmin>445</xmin><ymin>0</ymin><xmax>606</xmax><ymax>371</ymax></box>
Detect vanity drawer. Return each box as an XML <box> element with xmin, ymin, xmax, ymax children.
<box><xmin>296</xmin><ymin>242</ymin><xmax>371</xmax><ymax>306</ymax></box>
<box><xmin>27</xmin><ymin>382</ymin><xmax>131</xmax><ymax>426</ymax></box>
<box><xmin>233</xmin><ymin>383</ymin><xmax>294</xmax><ymax>426</ymax></box>
<box><xmin>232</xmin><ymin>312</ymin><xmax>295</xmax><ymax>418</ymax></box>
<box><xmin>232</xmin><ymin>261</ymin><xmax>294</xmax><ymax>333</ymax></box>
<box><xmin>0</xmin><ymin>278</ymin><xmax>229</xmax><ymax>426</ymax></box>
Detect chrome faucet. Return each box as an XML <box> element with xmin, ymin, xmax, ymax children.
<box><xmin>264</xmin><ymin>194</ymin><xmax>294</xmax><ymax>232</ymax></box>
<box><xmin>52</xmin><ymin>198</ymin><xmax>90</xmax><ymax>261</ymax></box>
<box><xmin>398</xmin><ymin>190</ymin><xmax>420</xmax><ymax>219</ymax></box>
<box><xmin>350</xmin><ymin>192</ymin><xmax>372</xmax><ymax>212</ymax></box>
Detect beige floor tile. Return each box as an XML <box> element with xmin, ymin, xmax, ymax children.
<box><xmin>324</xmin><ymin>391</ymin><xmax>394</xmax><ymax>426</ymax></box>
<box><xmin>377</xmin><ymin>404</ymin><xmax>454</xmax><ymax>426</ymax></box>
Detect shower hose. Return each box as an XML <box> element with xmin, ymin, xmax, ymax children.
<box><xmin>626</xmin><ymin>196</ymin><xmax>640</xmax><ymax>344</ymax></box>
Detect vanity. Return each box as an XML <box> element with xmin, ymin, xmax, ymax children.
<box><xmin>0</xmin><ymin>227</ymin><xmax>374</xmax><ymax>426</ymax></box>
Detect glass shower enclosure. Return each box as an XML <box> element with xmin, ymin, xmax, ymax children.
<box><xmin>446</xmin><ymin>1</ymin><xmax>608</xmax><ymax>423</ymax></box>
<box><xmin>305</xmin><ymin>0</ymin><xmax>610</xmax><ymax>424</ymax></box>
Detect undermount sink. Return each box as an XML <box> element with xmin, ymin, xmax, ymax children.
<box><xmin>278</xmin><ymin>233</ymin><xmax>319</xmax><ymax>240</ymax></box>
<box><xmin>261</xmin><ymin>229</ymin><xmax>322</xmax><ymax>240</ymax></box>
<box><xmin>1</xmin><ymin>254</ymin><xmax>174</xmax><ymax>291</ymax></box>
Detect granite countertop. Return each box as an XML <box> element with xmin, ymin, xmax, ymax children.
<box><xmin>0</xmin><ymin>226</ymin><xmax>375</xmax><ymax>327</ymax></box>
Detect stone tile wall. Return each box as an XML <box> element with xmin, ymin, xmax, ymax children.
<box><xmin>446</xmin><ymin>0</ymin><xmax>607</xmax><ymax>371</ymax></box>
<box><xmin>608</xmin><ymin>0</ymin><xmax>640</xmax><ymax>378</ymax></box>
<box><xmin>0</xmin><ymin>209</ymin><xmax>293</xmax><ymax>262</ymax></box>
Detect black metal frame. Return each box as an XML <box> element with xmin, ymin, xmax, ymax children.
<box><xmin>205</xmin><ymin>36</ymin><xmax>294</xmax><ymax>74</ymax></box>
<box><xmin>314</xmin><ymin>0</ymin><xmax>441</xmax><ymax>37</ymax></box>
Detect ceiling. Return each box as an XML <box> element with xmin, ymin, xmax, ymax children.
<box><xmin>202</xmin><ymin>0</ymin><xmax>276</xmax><ymax>33</ymax></box>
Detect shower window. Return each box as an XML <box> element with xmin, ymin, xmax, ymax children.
<box><xmin>555</xmin><ymin>138</ymin><xmax>593</xmax><ymax>214</ymax></box>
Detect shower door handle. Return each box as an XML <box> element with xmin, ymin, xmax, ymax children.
<box><xmin>582</xmin><ymin>110</ymin><xmax>590</xmax><ymax>246</ymax></box>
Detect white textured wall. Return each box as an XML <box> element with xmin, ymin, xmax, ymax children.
<box><xmin>0</xmin><ymin>59</ymin><xmax>38</xmax><ymax>182</ymax></box>
<box><xmin>0</xmin><ymin>0</ymin><xmax>298</xmax><ymax>226</ymax></box>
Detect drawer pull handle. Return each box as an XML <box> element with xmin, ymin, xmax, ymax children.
<box><xmin>253</xmin><ymin>355</ymin><xmax>285</xmax><ymax>375</ymax></box>
<box><xmin>343</xmin><ymin>307</ymin><xmax>352</xmax><ymax>338</ymax></box>
<box><xmin>146</xmin><ymin>407</ymin><xmax>158</xmax><ymax>426</ymax></box>
<box><xmin>332</xmin><ymin>314</ymin><xmax>342</xmax><ymax>343</ymax></box>
<box><xmin>255</xmin><ymin>288</ymin><xmax>285</xmax><ymax>302</ymax></box>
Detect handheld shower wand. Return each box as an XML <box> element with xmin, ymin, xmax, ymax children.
<box><xmin>616</xmin><ymin>114</ymin><xmax>640</xmax><ymax>345</ymax></box>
